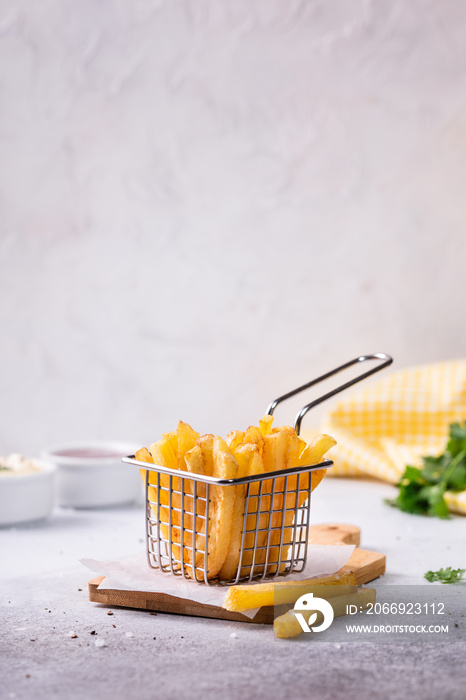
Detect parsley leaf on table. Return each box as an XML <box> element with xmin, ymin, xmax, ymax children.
<box><xmin>424</xmin><ymin>567</ymin><xmax>466</xmax><ymax>584</ymax></box>
<box><xmin>385</xmin><ymin>421</ymin><xmax>466</xmax><ymax>518</ymax></box>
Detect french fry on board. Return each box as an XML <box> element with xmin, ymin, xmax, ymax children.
<box><xmin>274</xmin><ymin>587</ymin><xmax>376</xmax><ymax>639</ymax></box>
<box><xmin>223</xmin><ymin>571</ymin><xmax>357</xmax><ymax>612</ymax></box>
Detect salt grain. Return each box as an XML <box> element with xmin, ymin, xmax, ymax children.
<box><xmin>95</xmin><ymin>639</ymin><xmax>106</xmax><ymax>648</ymax></box>
<box><xmin>125</xmin><ymin>632</ymin><xmax>133</xmax><ymax>638</ymax></box>
<box><xmin>230</xmin><ymin>633</ymin><xmax>237</xmax><ymax>638</ymax></box>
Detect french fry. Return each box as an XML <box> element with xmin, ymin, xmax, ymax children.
<box><xmin>260</xmin><ymin>429</ymin><xmax>290</xmax><ymax>572</ymax></box>
<box><xmin>135</xmin><ymin>446</ymin><xmax>153</xmax><ymax>472</ymax></box>
<box><xmin>259</xmin><ymin>415</ymin><xmax>274</xmax><ymax>437</ymax></box>
<box><xmin>234</xmin><ymin>443</ymin><xmax>258</xmax><ymax>479</ymax></box>
<box><xmin>149</xmin><ymin>432</ymin><xmax>182</xmax><ymax>560</ymax></box>
<box><xmin>176</xmin><ymin>420</ymin><xmax>199</xmax><ymax>468</ymax></box>
<box><xmin>135</xmin><ymin>447</ymin><xmax>159</xmax><ymax>510</ymax></box>
<box><xmin>298</xmin><ymin>433</ymin><xmax>336</xmax><ymax>492</ymax></box>
<box><xmin>283</xmin><ymin>433</ymin><xmax>337</xmax><ymax>571</ymax></box>
<box><xmin>193</xmin><ymin>434</ymin><xmax>215</xmax><ymax>525</ymax></box>
<box><xmin>262</xmin><ymin>429</ymin><xmax>289</xmax><ymax>471</ymax></box>
<box><xmin>219</xmin><ymin>444</ymin><xmax>268</xmax><ymax>581</ymax></box>
<box><xmin>184</xmin><ymin>444</ymin><xmax>206</xmax><ymax>477</ymax></box>
<box><xmin>218</xmin><ymin>443</ymin><xmax>256</xmax><ymax>581</ymax></box>
<box><xmin>184</xmin><ymin>434</ymin><xmax>219</xmax><ymax>578</ymax></box>
<box><xmin>151</xmin><ymin>431</ymin><xmax>178</xmax><ymax>464</ymax></box>
<box><xmin>270</xmin><ymin>430</ymin><xmax>305</xmax><ymax>571</ymax></box>
<box><xmin>184</xmin><ymin>443</ymin><xmax>205</xmax><ymax>475</ymax></box>
<box><xmin>223</xmin><ymin>571</ymin><xmax>357</xmax><ymax>612</ymax></box>
<box><xmin>264</xmin><ymin>431</ymin><xmax>336</xmax><ymax>573</ymax></box>
<box><xmin>226</xmin><ymin>430</ymin><xmax>245</xmax><ymax>452</ymax></box>
<box><xmin>243</xmin><ymin>425</ymin><xmax>264</xmax><ymax>451</ymax></box>
<box><xmin>184</xmin><ymin>444</ymin><xmax>207</xmax><ymax>573</ymax></box>
<box><xmin>206</xmin><ymin>437</ymin><xmax>238</xmax><ymax>579</ymax></box>
<box><xmin>273</xmin><ymin>587</ymin><xmax>376</xmax><ymax>639</ymax></box>
<box><xmin>175</xmin><ymin>421</ymin><xmax>200</xmax><ymax>562</ymax></box>
<box><xmin>196</xmin><ymin>434</ymin><xmax>215</xmax><ymax>476</ymax></box>
<box><xmin>241</xmin><ymin>449</ymin><xmax>267</xmax><ymax>574</ymax></box>
<box><xmin>136</xmin><ymin>446</ymin><xmax>175</xmax><ymax>559</ymax></box>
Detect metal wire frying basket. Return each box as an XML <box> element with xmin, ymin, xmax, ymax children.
<box><xmin>124</xmin><ymin>353</ymin><xmax>392</xmax><ymax>586</ymax></box>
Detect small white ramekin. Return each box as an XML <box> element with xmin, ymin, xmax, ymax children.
<box><xmin>41</xmin><ymin>441</ymin><xmax>142</xmax><ymax>509</ymax></box>
<box><xmin>0</xmin><ymin>460</ymin><xmax>56</xmax><ymax>526</ymax></box>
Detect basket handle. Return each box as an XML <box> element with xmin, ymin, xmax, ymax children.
<box><xmin>266</xmin><ymin>353</ymin><xmax>393</xmax><ymax>435</ymax></box>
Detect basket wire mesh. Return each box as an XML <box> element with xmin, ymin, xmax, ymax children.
<box><xmin>124</xmin><ymin>353</ymin><xmax>392</xmax><ymax>585</ymax></box>
<box><xmin>140</xmin><ymin>461</ymin><xmax>331</xmax><ymax>585</ymax></box>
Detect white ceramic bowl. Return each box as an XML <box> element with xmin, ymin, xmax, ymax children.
<box><xmin>41</xmin><ymin>441</ymin><xmax>142</xmax><ymax>509</ymax></box>
<box><xmin>0</xmin><ymin>460</ymin><xmax>56</xmax><ymax>526</ymax></box>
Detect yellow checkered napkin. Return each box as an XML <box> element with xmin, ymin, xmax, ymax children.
<box><xmin>317</xmin><ymin>359</ymin><xmax>466</xmax><ymax>515</ymax></box>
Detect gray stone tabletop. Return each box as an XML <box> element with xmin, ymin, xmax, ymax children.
<box><xmin>2</xmin><ymin>477</ymin><xmax>466</xmax><ymax>700</ymax></box>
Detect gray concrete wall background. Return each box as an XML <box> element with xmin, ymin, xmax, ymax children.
<box><xmin>1</xmin><ymin>0</ymin><xmax>465</xmax><ymax>454</ymax></box>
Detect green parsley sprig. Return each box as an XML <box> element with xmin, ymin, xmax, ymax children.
<box><xmin>424</xmin><ymin>567</ymin><xmax>465</xmax><ymax>584</ymax></box>
<box><xmin>385</xmin><ymin>421</ymin><xmax>466</xmax><ymax>518</ymax></box>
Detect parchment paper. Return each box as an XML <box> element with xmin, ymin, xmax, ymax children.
<box><xmin>81</xmin><ymin>544</ymin><xmax>355</xmax><ymax>617</ymax></box>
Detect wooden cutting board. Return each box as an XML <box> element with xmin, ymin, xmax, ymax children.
<box><xmin>88</xmin><ymin>523</ymin><xmax>385</xmax><ymax>624</ymax></box>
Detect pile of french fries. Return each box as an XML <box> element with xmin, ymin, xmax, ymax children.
<box><xmin>135</xmin><ymin>416</ymin><xmax>336</xmax><ymax>583</ymax></box>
